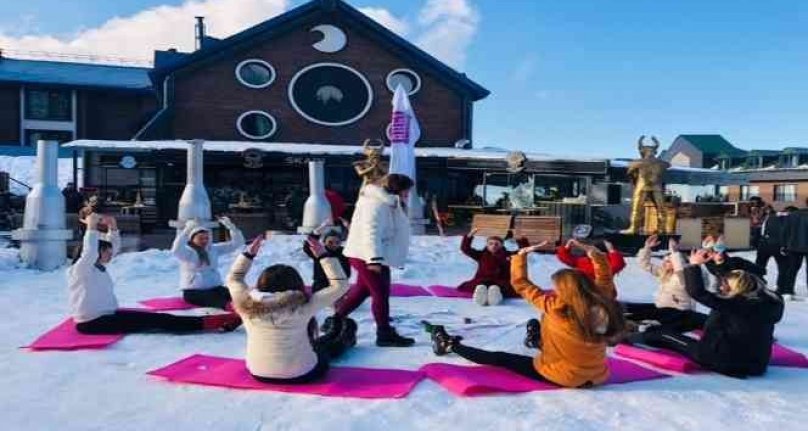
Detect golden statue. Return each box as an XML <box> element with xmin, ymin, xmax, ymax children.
<box><xmin>353</xmin><ymin>139</ymin><xmax>388</xmax><ymax>187</ymax></box>
<box><xmin>622</xmin><ymin>136</ymin><xmax>670</xmax><ymax>234</ymax></box>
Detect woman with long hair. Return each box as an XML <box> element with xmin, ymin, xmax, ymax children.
<box><xmin>633</xmin><ymin>249</ymin><xmax>784</xmax><ymax>378</ymax></box>
<box><xmin>323</xmin><ymin>173</ymin><xmax>415</xmax><ymax>347</ymax></box>
<box><xmin>226</xmin><ymin>235</ymin><xmax>356</xmax><ymax>384</ymax></box>
<box><xmin>432</xmin><ymin>242</ymin><xmax>625</xmax><ymax>388</ymax></box>
<box><xmin>70</xmin><ymin>214</ymin><xmax>240</xmax><ymax>334</ymax></box>
<box><xmin>171</xmin><ymin>216</ymin><xmax>244</xmax><ymax>309</ymax></box>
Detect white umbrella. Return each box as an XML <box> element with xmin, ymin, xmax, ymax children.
<box><xmin>388</xmin><ymin>84</ymin><xmax>425</xmax><ymax>230</ymax></box>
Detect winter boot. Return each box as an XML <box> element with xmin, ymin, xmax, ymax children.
<box><xmin>339</xmin><ymin>318</ymin><xmax>358</xmax><ymax>348</ymax></box>
<box><xmin>202</xmin><ymin>313</ymin><xmax>242</xmax><ymax>332</ymax></box>
<box><xmin>487</xmin><ymin>285</ymin><xmax>504</xmax><ymax>306</ymax></box>
<box><xmin>376</xmin><ymin>326</ymin><xmax>415</xmax><ymax>347</ymax></box>
<box><xmin>430</xmin><ymin>325</ymin><xmax>461</xmax><ymax>356</ymax></box>
<box><xmin>524</xmin><ymin>318</ymin><xmax>541</xmax><ymax>349</ymax></box>
<box><xmin>472</xmin><ymin>285</ymin><xmax>488</xmax><ymax>306</ymax></box>
<box><xmin>320</xmin><ymin>315</ymin><xmax>344</xmax><ymax>341</ymax></box>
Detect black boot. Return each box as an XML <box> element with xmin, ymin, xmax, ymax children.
<box><xmin>320</xmin><ymin>315</ymin><xmax>344</xmax><ymax>342</ymax></box>
<box><xmin>430</xmin><ymin>325</ymin><xmax>461</xmax><ymax>356</ymax></box>
<box><xmin>524</xmin><ymin>319</ymin><xmax>541</xmax><ymax>349</ymax></box>
<box><xmin>376</xmin><ymin>326</ymin><xmax>415</xmax><ymax>347</ymax></box>
<box><xmin>339</xmin><ymin>318</ymin><xmax>358</xmax><ymax>348</ymax></box>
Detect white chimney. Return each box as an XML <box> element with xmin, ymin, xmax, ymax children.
<box><xmin>298</xmin><ymin>160</ymin><xmax>332</xmax><ymax>234</ymax></box>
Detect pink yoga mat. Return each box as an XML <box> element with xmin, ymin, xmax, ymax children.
<box><xmin>139</xmin><ymin>297</ymin><xmax>197</xmax><ymax>311</ymax></box>
<box><xmin>148</xmin><ymin>354</ymin><xmax>425</xmax><ymax>399</ymax></box>
<box><xmin>426</xmin><ymin>285</ymin><xmax>473</xmax><ymax>299</ymax></box>
<box><xmin>420</xmin><ymin>358</ymin><xmax>669</xmax><ymax>396</ymax></box>
<box><xmin>25</xmin><ymin>319</ymin><xmax>125</xmax><ymax>351</ymax></box>
<box><xmin>390</xmin><ymin>283</ymin><xmax>432</xmax><ymax>297</ymax></box>
<box><xmin>614</xmin><ymin>342</ymin><xmax>808</xmax><ymax>373</ymax></box>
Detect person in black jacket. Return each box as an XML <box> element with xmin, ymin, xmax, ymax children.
<box><xmin>703</xmin><ymin>236</ymin><xmax>766</xmax><ymax>289</ymax></box>
<box><xmin>304</xmin><ymin>228</ymin><xmax>351</xmax><ymax>293</ymax></box>
<box><xmin>636</xmin><ymin>249</ymin><xmax>784</xmax><ymax>378</ymax></box>
<box><xmin>757</xmin><ymin>207</ymin><xmax>803</xmax><ymax>297</ymax></box>
<box><xmin>782</xmin><ymin>209</ymin><xmax>808</xmax><ymax>297</ymax></box>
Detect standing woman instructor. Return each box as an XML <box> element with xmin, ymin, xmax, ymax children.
<box><xmin>324</xmin><ymin>174</ymin><xmax>415</xmax><ymax>347</ymax></box>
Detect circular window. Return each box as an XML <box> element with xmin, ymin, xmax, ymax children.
<box><xmin>237</xmin><ymin>111</ymin><xmax>277</xmax><ymax>140</ymax></box>
<box><xmin>235</xmin><ymin>59</ymin><xmax>276</xmax><ymax>89</ymax></box>
<box><xmin>386</xmin><ymin>68</ymin><xmax>421</xmax><ymax>95</ymax></box>
<box><xmin>288</xmin><ymin>62</ymin><xmax>373</xmax><ymax>126</ymax></box>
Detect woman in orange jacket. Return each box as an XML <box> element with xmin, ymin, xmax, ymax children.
<box><xmin>431</xmin><ymin>242</ymin><xmax>625</xmax><ymax>388</ymax></box>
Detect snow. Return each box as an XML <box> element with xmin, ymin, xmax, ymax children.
<box><xmin>0</xmin><ymin>155</ymin><xmax>76</xmax><ymax>195</ymax></box>
<box><xmin>64</xmin><ymin>139</ymin><xmax>607</xmax><ymax>163</ymax></box>
<box><xmin>1</xmin><ymin>235</ymin><xmax>807</xmax><ymax>430</ymax></box>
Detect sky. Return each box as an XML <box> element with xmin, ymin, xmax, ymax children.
<box><xmin>0</xmin><ymin>0</ymin><xmax>806</xmax><ymax>158</ymax></box>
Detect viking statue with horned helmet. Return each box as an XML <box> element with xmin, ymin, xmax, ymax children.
<box><xmin>622</xmin><ymin>135</ymin><xmax>671</xmax><ymax>234</ymax></box>
<box><xmin>353</xmin><ymin>139</ymin><xmax>388</xmax><ymax>187</ymax></box>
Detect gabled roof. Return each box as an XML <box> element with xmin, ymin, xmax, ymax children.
<box><xmin>0</xmin><ymin>57</ymin><xmax>151</xmax><ymax>92</ymax></box>
<box><xmin>150</xmin><ymin>0</ymin><xmax>489</xmax><ymax>101</ymax></box>
<box><xmin>678</xmin><ymin>134</ymin><xmax>745</xmax><ymax>156</ymax></box>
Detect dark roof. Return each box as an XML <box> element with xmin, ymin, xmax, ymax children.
<box><xmin>783</xmin><ymin>147</ymin><xmax>808</xmax><ymax>154</ymax></box>
<box><xmin>0</xmin><ymin>57</ymin><xmax>152</xmax><ymax>91</ymax></box>
<box><xmin>746</xmin><ymin>149</ymin><xmax>782</xmax><ymax>156</ymax></box>
<box><xmin>150</xmin><ymin>0</ymin><xmax>489</xmax><ymax>100</ymax></box>
<box><xmin>678</xmin><ymin>135</ymin><xmax>744</xmax><ymax>156</ymax></box>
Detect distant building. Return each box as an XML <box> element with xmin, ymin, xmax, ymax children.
<box><xmin>663</xmin><ymin>134</ymin><xmax>808</xmax><ymax>209</ymax></box>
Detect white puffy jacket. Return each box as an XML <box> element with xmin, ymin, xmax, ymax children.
<box><xmin>637</xmin><ymin>246</ymin><xmax>696</xmax><ymax>310</ymax></box>
<box><xmin>67</xmin><ymin>228</ymin><xmax>121</xmax><ymax>323</ymax></box>
<box><xmin>172</xmin><ymin>222</ymin><xmax>244</xmax><ymax>290</ymax></box>
<box><xmin>343</xmin><ymin>184</ymin><xmax>411</xmax><ymax>268</ymax></box>
<box><xmin>226</xmin><ymin>253</ymin><xmax>350</xmax><ymax>379</ymax></box>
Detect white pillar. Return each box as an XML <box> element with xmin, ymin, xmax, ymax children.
<box><xmin>298</xmin><ymin>160</ymin><xmax>332</xmax><ymax>234</ymax></box>
<box><xmin>12</xmin><ymin>140</ymin><xmax>73</xmax><ymax>271</ymax></box>
<box><xmin>170</xmin><ymin>139</ymin><xmax>215</xmax><ymax>228</ymax></box>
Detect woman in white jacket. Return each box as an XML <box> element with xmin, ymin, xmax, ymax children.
<box><xmin>70</xmin><ymin>214</ymin><xmax>241</xmax><ymax>334</ymax></box>
<box><xmin>623</xmin><ymin>235</ymin><xmax>707</xmax><ymax>332</ymax></box>
<box><xmin>226</xmin><ymin>235</ymin><xmax>356</xmax><ymax>383</ymax></box>
<box><xmin>323</xmin><ymin>174</ymin><xmax>415</xmax><ymax>348</ymax></box>
<box><xmin>172</xmin><ymin>216</ymin><xmax>244</xmax><ymax>309</ymax></box>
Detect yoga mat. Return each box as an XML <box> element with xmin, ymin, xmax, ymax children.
<box><xmin>139</xmin><ymin>297</ymin><xmax>197</xmax><ymax>311</ymax></box>
<box><xmin>420</xmin><ymin>357</ymin><xmax>669</xmax><ymax>396</ymax></box>
<box><xmin>147</xmin><ymin>354</ymin><xmax>425</xmax><ymax>399</ymax></box>
<box><xmin>426</xmin><ymin>285</ymin><xmax>473</xmax><ymax>299</ymax></box>
<box><xmin>614</xmin><ymin>342</ymin><xmax>808</xmax><ymax>373</ymax></box>
<box><xmin>25</xmin><ymin>319</ymin><xmax>125</xmax><ymax>351</ymax></box>
<box><xmin>390</xmin><ymin>283</ymin><xmax>433</xmax><ymax>297</ymax></box>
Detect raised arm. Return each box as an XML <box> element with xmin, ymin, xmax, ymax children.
<box><xmin>170</xmin><ymin>224</ymin><xmax>198</xmax><ymax>262</ymax></box>
<box><xmin>685</xmin><ymin>250</ymin><xmax>731</xmax><ymax>310</ymax></box>
<box><xmin>511</xmin><ymin>250</ymin><xmax>558</xmax><ymax>313</ymax></box>
<box><xmin>588</xmin><ymin>248</ymin><xmax>616</xmax><ymax>299</ymax></box>
<box><xmin>637</xmin><ymin>235</ymin><xmax>661</xmax><ymax>276</ymax></box>
<box><xmin>460</xmin><ymin>230</ymin><xmax>482</xmax><ymax>260</ymax></box>
<box><xmin>555</xmin><ymin>241</ymin><xmax>578</xmax><ymax>268</ymax></box>
<box><xmin>99</xmin><ymin>215</ymin><xmax>121</xmax><ymax>257</ymax></box>
<box><xmin>225</xmin><ymin>252</ymin><xmax>253</xmax><ymax>314</ymax></box>
<box><xmin>212</xmin><ymin>217</ymin><xmax>245</xmax><ymax>255</ymax></box>
<box><xmin>308</xmin><ymin>258</ymin><xmax>350</xmax><ymax>309</ymax></box>
<box><xmin>74</xmin><ymin>220</ymin><xmax>101</xmax><ymax>270</ymax></box>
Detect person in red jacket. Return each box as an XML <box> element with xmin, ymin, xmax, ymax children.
<box><xmin>458</xmin><ymin>228</ymin><xmax>529</xmax><ymax>306</ymax></box>
<box><xmin>556</xmin><ymin>238</ymin><xmax>626</xmax><ymax>282</ymax></box>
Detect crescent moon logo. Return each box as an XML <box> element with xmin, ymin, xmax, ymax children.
<box><xmin>310</xmin><ymin>24</ymin><xmax>347</xmax><ymax>53</ymax></box>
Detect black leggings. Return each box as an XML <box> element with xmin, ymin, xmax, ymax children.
<box><xmin>252</xmin><ymin>351</ymin><xmax>330</xmax><ymax>385</ymax></box>
<box><xmin>453</xmin><ymin>343</ymin><xmax>546</xmax><ymax>381</ymax></box>
<box><xmin>623</xmin><ymin>303</ymin><xmax>707</xmax><ymax>333</ymax></box>
<box><xmin>640</xmin><ymin>330</ymin><xmax>700</xmax><ymax>361</ymax></box>
<box><xmin>76</xmin><ymin>310</ymin><xmax>204</xmax><ymax>334</ymax></box>
<box><xmin>183</xmin><ymin>287</ymin><xmax>231</xmax><ymax>310</ymax></box>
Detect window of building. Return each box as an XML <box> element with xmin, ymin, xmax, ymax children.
<box><xmin>386</xmin><ymin>69</ymin><xmax>421</xmax><ymax>95</ymax></box>
<box><xmin>288</xmin><ymin>62</ymin><xmax>373</xmax><ymax>126</ymax></box>
<box><xmin>774</xmin><ymin>184</ymin><xmax>797</xmax><ymax>202</ymax></box>
<box><xmin>235</xmin><ymin>59</ymin><xmax>276</xmax><ymax>89</ymax></box>
<box><xmin>236</xmin><ymin>111</ymin><xmax>277</xmax><ymax>140</ymax></box>
<box><xmin>740</xmin><ymin>185</ymin><xmax>760</xmax><ymax>201</ymax></box>
<box><xmin>25</xmin><ymin>130</ymin><xmax>73</xmax><ymax>146</ymax></box>
<box><xmin>25</xmin><ymin>88</ymin><xmax>72</xmax><ymax>121</ymax></box>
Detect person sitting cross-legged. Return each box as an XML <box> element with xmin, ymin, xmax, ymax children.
<box><xmin>457</xmin><ymin>228</ymin><xmax>529</xmax><ymax>306</ymax></box>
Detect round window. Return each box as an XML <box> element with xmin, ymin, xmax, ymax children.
<box><xmin>237</xmin><ymin>111</ymin><xmax>277</xmax><ymax>140</ymax></box>
<box><xmin>386</xmin><ymin>69</ymin><xmax>421</xmax><ymax>95</ymax></box>
<box><xmin>235</xmin><ymin>59</ymin><xmax>276</xmax><ymax>89</ymax></box>
<box><xmin>288</xmin><ymin>62</ymin><xmax>373</xmax><ymax>126</ymax></box>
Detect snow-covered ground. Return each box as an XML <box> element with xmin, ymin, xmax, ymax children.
<box><xmin>0</xmin><ymin>155</ymin><xmax>76</xmax><ymax>195</ymax></box>
<box><xmin>1</xmin><ymin>235</ymin><xmax>807</xmax><ymax>431</ymax></box>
